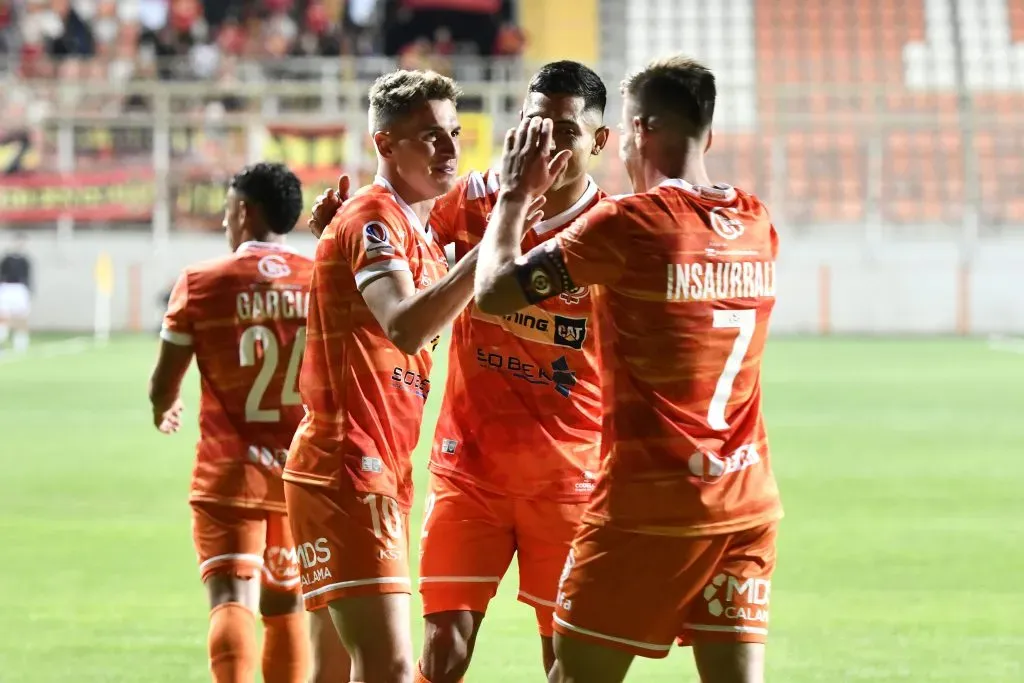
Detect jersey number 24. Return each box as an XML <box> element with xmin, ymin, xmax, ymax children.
<box><xmin>238</xmin><ymin>325</ymin><xmax>306</xmax><ymax>422</ymax></box>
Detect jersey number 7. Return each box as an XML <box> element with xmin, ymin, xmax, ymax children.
<box><xmin>238</xmin><ymin>325</ymin><xmax>306</xmax><ymax>423</ymax></box>
<box><xmin>707</xmin><ymin>309</ymin><xmax>756</xmax><ymax>431</ymax></box>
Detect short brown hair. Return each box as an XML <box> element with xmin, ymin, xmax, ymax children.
<box><xmin>621</xmin><ymin>56</ymin><xmax>716</xmax><ymax>135</ymax></box>
<box><xmin>368</xmin><ymin>69</ymin><xmax>462</xmax><ymax>133</ymax></box>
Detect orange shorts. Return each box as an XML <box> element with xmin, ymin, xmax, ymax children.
<box><xmin>190</xmin><ymin>501</ymin><xmax>301</xmax><ymax>592</ymax></box>
<box><xmin>553</xmin><ymin>521</ymin><xmax>777</xmax><ymax>659</ymax></box>
<box><xmin>419</xmin><ymin>472</ymin><xmax>584</xmax><ymax>636</ymax></box>
<box><xmin>284</xmin><ymin>479</ymin><xmax>411</xmax><ymax>611</ymax></box>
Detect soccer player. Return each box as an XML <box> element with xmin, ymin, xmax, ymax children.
<box><xmin>283</xmin><ymin>70</ymin><xmax>490</xmax><ymax>683</ymax></box>
<box><xmin>474</xmin><ymin>57</ymin><xmax>782</xmax><ymax>683</ymax></box>
<box><xmin>306</xmin><ymin>61</ymin><xmax>611</xmax><ymax>683</ymax></box>
<box><xmin>148</xmin><ymin>162</ymin><xmax>320</xmax><ymax>683</ymax></box>
<box><xmin>0</xmin><ymin>233</ymin><xmax>32</xmax><ymax>353</ymax></box>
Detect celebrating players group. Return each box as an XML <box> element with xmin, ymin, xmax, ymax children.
<box><xmin>149</xmin><ymin>54</ymin><xmax>782</xmax><ymax>683</ymax></box>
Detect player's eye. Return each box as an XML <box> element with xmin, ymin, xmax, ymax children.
<box><xmin>451</xmin><ymin>129</ymin><xmax>460</xmax><ymax>138</ymax></box>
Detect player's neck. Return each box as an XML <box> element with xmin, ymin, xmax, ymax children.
<box><xmin>376</xmin><ymin>166</ymin><xmax>434</xmax><ymax>228</ymax></box>
<box><xmin>241</xmin><ymin>231</ymin><xmax>285</xmax><ymax>247</ymax></box>
<box><xmin>542</xmin><ymin>175</ymin><xmax>590</xmax><ymax>220</ymax></box>
<box><xmin>645</xmin><ymin>151</ymin><xmax>711</xmax><ymax>192</ymax></box>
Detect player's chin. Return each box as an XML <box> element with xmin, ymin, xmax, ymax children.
<box><xmin>427</xmin><ymin>167</ymin><xmax>458</xmax><ymax>194</ymax></box>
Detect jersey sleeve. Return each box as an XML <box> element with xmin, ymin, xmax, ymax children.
<box><xmin>160</xmin><ymin>271</ymin><xmax>193</xmax><ymax>346</ymax></box>
<box><xmin>335</xmin><ymin>208</ymin><xmax>412</xmax><ymax>291</ymax></box>
<box><xmin>553</xmin><ymin>198</ymin><xmax>628</xmax><ymax>287</ymax></box>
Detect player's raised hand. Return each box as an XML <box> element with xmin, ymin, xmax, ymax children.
<box><xmin>308</xmin><ymin>174</ymin><xmax>351</xmax><ymax>238</ymax></box>
<box><xmin>155</xmin><ymin>398</ymin><xmax>185</xmax><ymax>434</ymax></box>
<box><xmin>499</xmin><ymin>116</ymin><xmax>571</xmax><ymax>201</ymax></box>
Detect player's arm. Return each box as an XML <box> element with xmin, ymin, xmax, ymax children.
<box><xmin>148</xmin><ymin>340</ymin><xmax>193</xmax><ymax>434</ymax></box>
<box><xmin>148</xmin><ymin>272</ymin><xmax>194</xmax><ymax>434</ymax></box>
<box><xmin>360</xmin><ymin>247</ymin><xmax>480</xmax><ymax>355</ymax></box>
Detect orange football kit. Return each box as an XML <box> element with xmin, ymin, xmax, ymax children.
<box><xmin>284</xmin><ymin>177</ymin><xmax>449</xmax><ymax>610</ymax></box>
<box><xmin>544</xmin><ymin>179</ymin><xmax>783</xmax><ymax>657</ymax></box>
<box><xmin>420</xmin><ymin>170</ymin><xmax>605</xmax><ymax>634</ymax></box>
<box><xmin>161</xmin><ymin>242</ymin><xmax>314</xmax><ymax>591</ymax></box>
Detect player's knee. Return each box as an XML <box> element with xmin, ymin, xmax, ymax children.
<box><xmin>420</xmin><ymin>612</ymin><xmax>480</xmax><ymax>682</ymax></box>
<box><xmin>692</xmin><ymin>641</ymin><xmax>765</xmax><ymax>683</ymax></box>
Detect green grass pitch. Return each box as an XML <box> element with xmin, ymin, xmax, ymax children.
<box><xmin>1</xmin><ymin>335</ymin><xmax>1023</xmax><ymax>682</ymax></box>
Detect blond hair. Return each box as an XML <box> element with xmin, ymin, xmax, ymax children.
<box><xmin>368</xmin><ymin>69</ymin><xmax>462</xmax><ymax>133</ymax></box>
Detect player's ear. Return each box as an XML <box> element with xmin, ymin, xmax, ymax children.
<box><xmin>593</xmin><ymin>126</ymin><xmax>610</xmax><ymax>155</ymax></box>
<box><xmin>373</xmin><ymin>131</ymin><xmax>393</xmax><ymax>159</ymax></box>
<box><xmin>237</xmin><ymin>199</ymin><xmax>249</xmax><ymax>228</ymax></box>
<box><xmin>704</xmin><ymin>128</ymin><xmax>714</xmax><ymax>153</ymax></box>
<box><xmin>631</xmin><ymin>115</ymin><xmax>646</xmax><ymax>150</ymax></box>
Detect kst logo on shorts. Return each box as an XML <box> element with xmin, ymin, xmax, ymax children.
<box><xmin>703</xmin><ymin>574</ymin><xmax>770</xmax><ymax>623</ymax></box>
<box><xmin>297</xmin><ymin>538</ymin><xmax>333</xmax><ymax>586</ymax></box>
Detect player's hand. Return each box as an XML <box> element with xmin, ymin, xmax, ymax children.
<box><xmin>154</xmin><ymin>399</ymin><xmax>185</xmax><ymax>434</ymax></box>
<box><xmin>523</xmin><ymin>195</ymin><xmax>547</xmax><ymax>232</ymax></box>
<box><xmin>499</xmin><ymin>116</ymin><xmax>571</xmax><ymax>202</ymax></box>
<box><xmin>308</xmin><ymin>174</ymin><xmax>351</xmax><ymax>239</ymax></box>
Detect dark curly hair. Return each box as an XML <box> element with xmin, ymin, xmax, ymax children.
<box><xmin>229</xmin><ymin>162</ymin><xmax>303</xmax><ymax>235</ymax></box>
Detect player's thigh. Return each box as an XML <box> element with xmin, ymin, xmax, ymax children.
<box><xmin>259</xmin><ymin>512</ymin><xmax>303</xmax><ymax>615</ymax></box>
<box><xmin>550</xmin><ymin>632</ymin><xmax>633</xmax><ymax>683</ymax></box>
<box><xmin>419</xmin><ymin>473</ymin><xmax>516</xmax><ymax>617</ymax></box>
<box><xmin>514</xmin><ymin>499</ymin><xmax>584</xmax><ymax>636</ymax></box>
<box><xmin>553</xmin><ymin>523</ymin><xmax>727</xmax><ymax>661</ymax></box>
<box><xmin>285</xmin><ymin>480</ymin><xmax>412</xmax><ymax>610</ymax></box>
<box><xmin>682</xmin><ymin>523</ymin><xmax>777</xmax><ymax>681</ymax></box>
<box><xmin>309</xmin><ymin>608</ymin><xmax>352</xmax><ymax>683</ymax></box>
<box><xmin>191</xmin><ymin>501</ymin><xmax>266</xmax><ymax>610</ymax></box>
<box><xmin>328</xmin><ymin>593</ymin><xmax>413</xmax><ymax>683</ymax></box>
<box><xmin>692</xmin><ymin>642</ymin><xmax>766</xmax><ymax>683</ymax></box>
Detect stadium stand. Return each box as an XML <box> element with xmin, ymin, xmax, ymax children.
<box><xmin>1</xmin><ymin>0</ymin><xmax>1021</xmax><ymax>235</ymax></box>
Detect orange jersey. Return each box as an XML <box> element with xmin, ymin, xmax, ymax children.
<box><xmin>161</xmin><ymin>242</ymin><xmax>314</xmax><ymax>512</ymax></box>
<box><xmin>284</xmin><ymin>177</ymin><xmax>449</xmax><ymax>511</ymax></box>
<box><xmin>552</xmin><ymin>178</ymin><xmax>782</xmax><ymax>535</ymax></box>
<box><xmin>428</xmin><ymin>170</ymin><xmax>604</xmax><ymax>501</ymax></box>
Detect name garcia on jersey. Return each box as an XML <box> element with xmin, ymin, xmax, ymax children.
<box><xmin>236</xmin><ymin>288</ymin><xmax>310</xmax><ymax>322</ymax></box>
<box><xmin>667</xmin><ymin>261</ymin><xmax>777</xmax><ymax>302</ymax></box>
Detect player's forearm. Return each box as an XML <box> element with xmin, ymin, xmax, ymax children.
<box><xmin>387</xmin><ymin>247</ymin><xmax>478</xmax><ymax>354</ymax></box>
<box><xmin>475</xmin><ymin>192</ymin><xmax>530</xmax><ymax>315</ymax></box>
<box><xmin>148</xmin><ymin>376</ymin><xmax>181</xmax><ymax>414</ymax></box>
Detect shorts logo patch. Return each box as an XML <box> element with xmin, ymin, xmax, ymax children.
<box><xmin>441</xmin><ymin>438</ymin><xmax>458</xmax><ymax>455</ymax></box>
<box><xmin>257</xmin><ymin>254</ymin><xmax>292</xmax><ymax>279</ymax></box>
<box><xmin>703</xmin><ymin>573</ymin><xmax>771</xmax><ymax>623</ymax></box>
<box><xmin>363</xmin><ymin>221</ymin><xmax>394</xmax><ymax>255</ymax></box>
<box><xmin>361</xmin><ymin>455</ymin><xmax>383</xmax><ymax>473</ymax></box>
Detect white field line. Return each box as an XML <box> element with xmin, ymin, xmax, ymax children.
<box><xmin>987</xmin><ymin>335</ymin><xmax>1024</xmax><ymax>355</ymax></box>
<box><xmin>0</xmin><ymin>336</ymin><xmax>96</xmax><ymax>366</ymax></box>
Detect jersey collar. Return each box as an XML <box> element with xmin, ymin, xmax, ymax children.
<box><xmin>235</xmin><ymin>240</ymin><xmax>298</xmax><ymax>254</ymax></box>
<box><xmin>658</xmin><ymin>177</ymin><xmax>737</xmax><ymax>204</ymax></box>
<box><xmin>532</xmin><ymin>176</ymin><xmax>599</xmax><ymax>236</ymax></box>
<box><xmin>374</xmin><ymin>175</ymin><xmax>432</xmax><ymax>243</ymax></box>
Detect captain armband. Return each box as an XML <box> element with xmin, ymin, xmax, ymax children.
<box><xmin>513</xmin><ymin>243</ymin><xmax>576</xmax><ymax>305</ymax></box>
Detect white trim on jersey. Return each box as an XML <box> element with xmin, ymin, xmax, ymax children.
<box><xmin>160</xmin><ymin>326</ymin><xmax>193</xmax><ymax>346</ymax></box>
<box><xmin>302</xmin><ymin>576</ymin><xmax>411</xmax><ymax>600</ymax></box>
<box><xmin>658</xmin><ymin>178</ymin><xmax>738</xmax><ymax>204</ymax></box>
<box><xmin>374</xmin><ymin>175</ymin><xmax>432</xmax><ymax>243</ymax></box>
<box><xmin>682</xmin><ymin>622</ymin><xmax>769</xmax><ymax>636</ymax></box>
<box><xmin>532</xmin><ymin>176</ymin><xmax>599</xmax><ymax>235</ymax></box>
<box><xmin>198</xmin><ymin>552</ymin><xmax>264</xmax><ymax>574</ymax></box>
<box><xmin>553</xmin><ymin>615</ymin><xmax>674</xmax><ymax>652</ymax></box>
<box><xmin>235</xmin><ymin>241</ymin><xmax>300</xmax><ymax>254</ymax></box>
<box><xmin>418</xmin><ymin>575</ymin><xmax>502</xmax><ymax>584</ymax></box>
<box><xmin>354</xmin><ymin>259</ymin><xmax>411</xmax><ymax>290</ymax></box>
